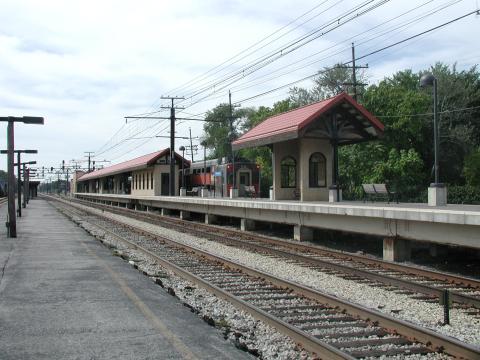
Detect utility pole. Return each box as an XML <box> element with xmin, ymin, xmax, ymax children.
<box><xmin>189</xmin><ymin>127</ymin><xmax>194</xmax><ymax>162</ymax></box>
<box><xmin>85</xmin><ymin>152</ymin><xmax>94</xmax><ymax>172</ymax></box>
<box><xmin>340</xmin><ymin>43</ymin><xmax>368</xmax><ymax>101</ymax></box>
<box><xmin>160</xmin><ymin>96</ymin><xmax>185</xmax><ymax>196</ymax></box>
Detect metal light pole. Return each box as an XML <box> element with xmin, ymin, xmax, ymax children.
<box><xmin>15</xmin><ymin>161</ymin><xmax>36</xmax><ymax>208</ymax></box>
<box><xmin>201</xmin><ymin>141</ymin><xmax>207</xmax><ymax>192</ymax></box>
<box><xmin>0</xmin><ymin>116</ymin><xmax>43</xmax><ymax>237</ymax></box>
<box><xmin>420</xmin><ymin>73</ymin><xmax>440</xmax><ymax>185</ymax></box>
<box><xmin>17</xmin><ymin>153</ymin><xmax>21</xmax><ymax>215</ymax></box>
<box><xmin>179</xmin><ymin>146</ymin><xmax>185</xmax><ymax>191</ymax></box>
<box><xmin>0</xmin><ymin>149</ymin><xmax>37</xmax><ymax>216</ymax></box>
<box><xmin>420</xmin><ymin>73</ymin><xmax>446</xmax><ymax>206</ymax></box>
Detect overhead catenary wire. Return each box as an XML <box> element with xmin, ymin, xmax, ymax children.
<box><xmin>234</xmin><ymin>8</ymin><xmax>479</xmax><ymax>106</ymax></box>
<box><xmin>159</xmin><ymin>0</ymin><xmax>463</xmax><ymax>115</ymax></box>
<box><xmin>168</xmin><ymin>0</ymin><xmax>447</xmax><ymax>109</ymax></box>
<box><xmin>176</xmin><ymin>0</ymin><xmax>391</xmax><ymax>104</ymax></box>
<box><xmin>163</xmin><ymin>0</ymin><xmax>337</xmax><ymax>97</ymax></box>
<box><xmin>186</xmin><ymin>0</ymin><xmax>460</xmax><ymax>108</ymax></box>
<box><xmin>94</xmin><ymin>2</ymin><xmax>476</xmax><ymax>164</ymax></box>
<box><xmin>375</xmin><ymin>105</ymin><xmax>480</xmax><ymax>118</ymax></box>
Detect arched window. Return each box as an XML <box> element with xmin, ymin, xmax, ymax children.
<box><xmin>281</xmin><ymin>156</ymin><xmax>296</xmax><ymax>188</ymax></box>
<box><xmin>309</xmin><ymin>152</ymin><xmax>327</xmax><ymax>187</ymax></box>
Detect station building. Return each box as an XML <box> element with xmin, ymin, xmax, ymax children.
<box><xmin>75</xmin><ymin>149</ymin><xmax>189</xmax><ymax>196</ymax></box>
<box><xmin>232</xmin><ymin>92</ymin><xmax>384</xmax><ymax>202</ymax></box>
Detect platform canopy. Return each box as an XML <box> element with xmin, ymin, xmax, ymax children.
<box><xmin>232</xmin><ymin>92</ymin><xmax>384</xmax><ymax>150</ymax></box>
<box><xmin>78</xmin><ymin>148</ymin><xmax>189</xmax><ymax>182</ymax></box>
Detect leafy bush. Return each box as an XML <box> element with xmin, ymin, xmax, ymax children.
<box><xmin>447</xmin><ymin>185</ymin><xmax>480</xmax><ymax>204</ymax></box>
<box><xmin>463</xmin><ymin>149</ymin><xmax>480</xmax><ymax>187</ymax></box>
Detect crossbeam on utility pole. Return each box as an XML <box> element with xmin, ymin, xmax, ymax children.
<box><xmin>338</xmin><ymin>43</ymin><xmax>368</xmax><ymax>101</ymax></box>
<box><xmin>160</xmin><ymin>96</ymin><xmax>185</xmax><ymax>196</ymax></box>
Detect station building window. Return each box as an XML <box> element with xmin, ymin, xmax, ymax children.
<box><xmin>142</xmin><ymin>173</ymin><xmax>145</xmax><ymax>189</ymax></box>
<box><xmin>280</xmin><ymin>156</ymin><xmax>296</xmax><ymax>188</ymax></box>
<box><xmin>309</xmin><ymin>152</ymin><xmax>327</xmax><ymax>187</ymax></box>
<box><xmin>151</xmin><ymin>172</ymin><xmax>154</xmax><ymax>189</ymax></box>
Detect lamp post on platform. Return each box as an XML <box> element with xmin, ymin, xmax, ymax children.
<box><xmin>200</xmin><ymin>140</ymin><xmax>208</xmax><ymax>197</ymax></box>
<box><xmin>18</xmin><ymin>161</ymin><xmax>36</xmax><ymax>208</ymax></box>
<box><xmin>179</xmin><ymin>146</ymin><xmax>186</xmax><ymax>196</ymax></box>
<box><xmin>1</xmin><ymin>150</ymin><xmax>38</xmax><ymax>217</ymax></box>
<box><xmin>419</xmin><ymin>73</ymin><xmax>446</xmax><ymax>206</ymax></box>
<box><xmin>0</xmin><ymin>116</ymin><xmax>44</xmax><ymax>237</ymax></box>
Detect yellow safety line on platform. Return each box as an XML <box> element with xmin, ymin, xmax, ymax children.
<box><xmin>80</xmin><ymin>241</ymin><xmax>198</xmax><ymax>360</ymax></box>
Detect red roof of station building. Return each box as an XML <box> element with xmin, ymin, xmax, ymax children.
<box><xmin>232</xmin><ymin>92</ymin><xmax>384</xmax><ymax>150</ymax></box>
<box><xmin>78</xmin><ymin>148</ymin><xmax>189</xmax><ymax>182</ymax></box>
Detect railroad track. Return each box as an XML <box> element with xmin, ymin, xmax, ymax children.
<box><xmin>67</xmin><ymin>196</ymin><xmax>480</xmax><ymax>310</ymax></box>
<box><xmin>47</xmin><ymin>196</ymin><xmax>480</xmax><ymax>359</ymax></box>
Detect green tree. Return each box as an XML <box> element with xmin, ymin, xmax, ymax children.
<box><xmin>463</xmin><ymin>148</ymin><xmax>480</xmax><ymax>187</ymax></box>
<box><xmin>202</xmin><ymin>104</ymin><xmax>252</xmax><ymax>160</ymax></box>
<box><xmin>289</xmin><ymin>64</ymin><xmax>368</xmax><ymax>105</ymax></box>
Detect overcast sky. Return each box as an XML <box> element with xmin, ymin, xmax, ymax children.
<box><xmin>1</xmin><ymin>0</ymin><xmax>479</xmax><ymax>178</ymax></box>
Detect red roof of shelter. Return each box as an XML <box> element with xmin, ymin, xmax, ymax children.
<box><xmin>232</xmin><ymin>92</ymin><xmax>384</xmax><ymax>150</ymax></box>
<box><xmin>78</xmin><ymin>149</ymin><xmax>188</xmax><ymax>181</ymax></box>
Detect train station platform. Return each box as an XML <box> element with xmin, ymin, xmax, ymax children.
<box><xmin>75</xmin><ymin>193</ymin><xmax>480</xmax><ymax>261</ymax></box>
<box><xmin>0</xmin><ymin>199</ymin><xmax>251</xmax><ymax>359</ymax></box>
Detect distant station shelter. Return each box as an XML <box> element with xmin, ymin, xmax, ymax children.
<box><xmin>232</xmin><ymin>92</ymin><xmax>384</xmax><ymax>202</ymax></box>
<box><xmin>75</xmin><ymin>149</ymin><xmax>189</xmax><ymax>196</ymax></box>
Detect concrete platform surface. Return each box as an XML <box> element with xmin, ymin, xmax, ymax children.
<box><xmin>0</xmin><ymin>199</ymin><xmax>252</xmax><ymax>360</ymax></box>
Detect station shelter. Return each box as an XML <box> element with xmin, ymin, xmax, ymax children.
<box><xmin>75</xmin><ymin>149</ymin><xmax>190</xmax><ymax>196</ymax></box>
<box><xmin>232</xmin><ymin>92</ymin><xmax>384</xmax><ymax>202</ymax></box>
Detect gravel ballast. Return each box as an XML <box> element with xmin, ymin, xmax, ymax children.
<box><xmin>64</xmin><ymin>201</ymin><xmax>478</xmax><ymax>356</ymax></box>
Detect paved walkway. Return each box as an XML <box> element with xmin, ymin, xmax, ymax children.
<box><xmin>0</xmin><ymin>199</ymin><xmax>251</xmax><ymax>359</ymax></box>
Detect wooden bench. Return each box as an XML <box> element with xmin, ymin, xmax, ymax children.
<box><xmin>362</xmin><ymin>183</ymin><xmax>398</xmax><ymax>203</ymax></box>
<box><xmin>186</xmin><ymin>187</ymin><xmax>199</xmax><ymax>196</ymax></box>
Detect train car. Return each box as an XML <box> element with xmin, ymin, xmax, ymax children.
<box><xmin>185</xmin><ymin>158</ymin><xmax>260</xmax><ymax>197</ymax></box>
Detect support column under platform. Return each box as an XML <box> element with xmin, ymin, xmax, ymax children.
<box><xmin>205</xmin><ymin>214</ymin><xmax>218</xmax><ymax>225</ymax></box>
<box><xmin>383</xmin><ymin>237</ymin><xmax>411</xmax><ymax>262</ymax></box>
<box><xmin>161</xmin><ymin>208</ymin><xmax>172</xmax><ymax>216</ymax></box>
<box><xmin>293</xmin><ymin>225</ymin><xmax>314</xmax><ymax>241</ymax></box>
<box><xmin>240</xmin><ymin>219</ymin><xmax>255</xmax><ymax>231</ymax></box>
<box><xmin>180</xmin><ymin>211</ymin><xmax>191</xmax><ymax>220</ymax></box>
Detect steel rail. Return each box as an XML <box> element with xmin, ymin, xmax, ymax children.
<box><xmin>52</xmin><ymin>201</ymin><xmax>354</xmax><ymax>359</ymax></box>
<box><xmin>49</xmin><ymin>196</ymin><xmax>480</xmax><ymax>359</ymax></box>
<box><xmin>69</xmin><ymin>196</ymin><xmax>480</xmax><ymax>308</ymax></box>
<box><xmin>73</xmin><ymin>195</ymin><xmax>480</xmax><ymax>290</ymax></box>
